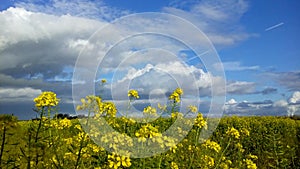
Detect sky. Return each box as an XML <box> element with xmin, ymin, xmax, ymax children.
<box><xmin>0</xmin><ymin>0</ymin><xmax>299</xmax><ymax>120</ymax></box>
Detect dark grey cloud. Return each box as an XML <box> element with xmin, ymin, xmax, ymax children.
<box><xmin>261</xmin><ymin>87</ymin><xmax>277</xmax><ymax>95</ymax></box>
<box><xmin>266</xmin><ymin>71</ymin><xmax>300</xmax><ymax>91</ymax></box>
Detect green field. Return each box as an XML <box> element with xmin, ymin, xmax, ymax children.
<box><xmin>0</xmin><ymin>114</ymin><xmax>299</xmax><ymax>169</ymax></box>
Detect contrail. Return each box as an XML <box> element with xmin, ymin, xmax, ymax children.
<box><xmin>265</xmin><ymin>22</ymin><xmax>284</xmax><ymax>31</ymax></box>
<box><xmin>187</xmin><ymin>50</ymin><xmax>210</xmax><ymax>62</ymax></box>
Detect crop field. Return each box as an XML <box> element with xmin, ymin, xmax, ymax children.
<box><xmin>0</xmin><ymin>90</ymin><xmax>299</xmax><ymax>169</ymax></box>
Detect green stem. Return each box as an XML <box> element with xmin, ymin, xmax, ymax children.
<box><xmin>34</xmin><ymin>107</ymin><xmax>45</xmax><ymax>166</ymax></box>
<box><xmin>127</xmin><ymin>100</ymin><xmax>132</xmax><ymax>118</ymax></box>
<box><xmin>0</xmin><ymin>126</ymin><xmax>7</xmax><ymax>166</ymax></box>
<box><xmin>47</xmin><ymin>107</ymin><xmax>52</xmax><ymax>139</ymax></box>
<box><xmin>74</xmin><ymin>138</ymin><xmax>84</xmax><ymax>169</ymax></box>
<box><xmin>158</xmin><ymin>155</ymin><xmax>163</xmax><ymax>169</ymax></box>
<box><xmin>215</xmin><ymin>138</ymin><xmax>231</xmax><ymax>169</ymax></box>
<box><xmin>188</xmin><ymin>152</ymin><xmax>195</xmax><ymax>169</ymax></box>
<box><xmin>142</xmin><ymin>158</ymin><xmax>145</xmax><ymax>169</ymax></box>
<box><xmin>27</xmin><ymin>131</ymin><xmax>32</xmax><ymax>169</ymax></box>
<box><xmin>195</xmin><ymin>128</ymin><xmax>200</xmax><ymax>145</ymax></box>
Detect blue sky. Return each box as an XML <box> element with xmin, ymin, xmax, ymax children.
<box><xmin>0</xmin><ymin>0</ymin><xmax>299</xmax><ymax>120</ymax></box>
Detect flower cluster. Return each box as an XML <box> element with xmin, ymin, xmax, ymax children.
<box><xmin>135</xmin><ymin>124</ymin><xmax>161</xmax><ymax>142</ymax></box>
<box><xmin>226</xmin><ymin>127</ymin><xmax>240</xmax><ymax>139</ymax></box>
<box><xmin>171</xmin><ymin>162</ymin><xmax>179</xmax><ymax>169</ymax></box>
<box><xmin>100</xmin><ymin>102</ymin><xmax>117</xmax><ymax>117</ymax></box>
<box><xmin>77</xmin><ymin>95</ymin><xmax>117</xmax><ymax>117</ymax></box>
<box><xmin>143</xmin><ymin>106</ymin><xmax>157</xmax><ymax>116</ymax></box>
<box><xmin>108</xmin><ymin>153</ymin><xmax>131</xmax><ymax>169</ymax></box>
<box><xmin>128</xmin><ymin>89</ymin><xmax>139</xmax><ymax>99</ymax></box>
<box><xmin>235</xmin><ymin>142</ymin><xmax>245</xmax><ymax>152</ymax></box>
<box><xmin>76</xmin><ymin>95</ymin><xmax>101</xmax><ymax>113</ymax></box>
<box><xmin>243</xmin><ymin>159</ymin><xmax>257</xmax><ymax>169</ymax></box>
<box><xmin>169</xmin><ymin>88</ymin><xmax>183</xmax><ymax>103</ymax></box>
<box><xmin>240</xmin><ymin>128</ymin><xmax>250</xmax><ymax>137</ymax></box>
<box><xmin>188</xmin><ymin>105</ymin><xmax>198</xmax><ymax>113</ymax></box>
<box><xmin>171</xmin><ymin>112</ymin><xmax>183</xmax><ymax>119</ymax></box>
<box><xmin>202</xmin><ymin>139</ymin><xmax>221</xmax><ymax>153</ymax></box>
<box><xmin>51</xmin><ymin>118</ymin><xmax>72</xmax><ymax>130</ymax></box>
<box><xmin>194</xmin><ymin>113</ymin><xmax>207</xmax><ymax>128</ymax></box>
<box><xmin>101</xmin><ymin>132</ymin><xmax>133</xmax><ymax>150</ymax></box>
<box><xmin>157</xmin><ymin>103</ymin><xmax>167</xmax><ymax>112</ymax></box>
<box><xmin>203</xmin><ymin>155</ymin><xmax>215</xmax><ymax>167</ymax></box>
<box><xmin>34</xmin><ymin>91</ymin><xmax>60</xmax><ymax>108</ymax></box>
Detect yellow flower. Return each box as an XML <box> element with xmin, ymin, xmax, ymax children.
<box><xmin>243</xmin><ymin>159</ymin><xmax>257</xmax><ymax>169</ymax></box>
<box><xmin>88</xmin><ymin>144</ymin><xmax>103</xmax><ymax>153</ymax></box>
<box><xmin>158</xmin><ymin>103</ymin><xmax>167</xmax><ymax>112</ymax></box>
<box><xmin>169</xmin><ymin>88</ymin><xmax>183</xmax><ymax>103</ymax></box>
<box><xmin>74</xmin><ymin>124</ymin><xmax>82</xmax><ymax>131</ymax></box>
<box><xmin>128</xmin><ymin>89</ymin><xmax>139</xmax><ymax>99</ymax></box>
<box><xmin>101</xmin><ymin>79</ymin><xmax>107</xmax><ymax>83</ymax></box>
<box><xmin>143</xmin><ymin>106</ymin><xmax>157</xmax><ymax>116</ymax></box>
<box><xmin>171</xmin><ymin>162</ymin><xmax>179</xmax><ymax>169</ymax></box>
<box><xmin>174</xmin><ymin>88</ymin><xmax>183</xmax><ymax>95</ymax></box>
<box><xmin>135</xmin><ymin>124</ymin><xmax>161</xmax><ymax>142</ymax></box>
<box><xmin>77</xmin><ymin>95</ymin><xmax>102</xmax><ymax>114</ymax></box>
<box><xmin>235</xmin><ymin>143</ymin><xmax>245</xmax><ymax>152</ymax></box>
<box><xmin>171</xmin><ymin>112</ymin><xmax>183</xmax><ymax>119</ymax></box>
<box><xmin>202</xmin><ymin>139</ymin><xmax>221</xmax><ymax>153</ymax></box>
<box><xmin>33</xmin><ymin>91</ymin><xmax>60</xmax><ymax>108</ymax></box>
<box><xmin>194</xmin><ymin>113</ymin><xmax>207</xmax><ymax>129</ymax></box>
<box><xmin>64</xmin><ymin>138</ymin><xmax>73</xmax><ymax>145</ymax></box>
<box><xmin>188</xmin><ymin>105</ymin><xmax>198</xmax><ymax>113</ymax></box>
<box><xmin>100</xmin><ymin>102</ymin><xmax>117</xmax><ymax>117</ymax></box>
<box><xmin>226</xmin><ymin>127</ymin><xmax>240</xmax><ymax>139</ymax></box>
<box><xmin>56</xmin><ymin>118</ymin><xmax>72</xmax><ymax>129</ymax></box>
<box><xmin>203</xmin><ymin>155</ymin><xmax>215</xmax><ymax>167</ymax></box>
<box><xmin>108</xmin><ymin>153</ymin><xmax>131</xmax><ymax>169</ymax></box>
<box><xmin>247</xmin><ymin>154</ymin><xmax>258</xmax><ymax>160</ymax></box>
<box><xmin>219</xmin><ymin>163</ymin><xmax>229</xmax><ymax>169</ymax></box>
<box><xmin>241</xmin><ymin>128</ymin><xmax>250</xmax><ymax>137</ymax></box>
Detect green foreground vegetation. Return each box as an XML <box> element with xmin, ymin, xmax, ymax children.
<box><xmin>0</xmin><ymin>89</ymin><xmax>299</xmax><ymax>168</ymax></box>
<box><xmin>0</xmin><ymin>115</ymin><xmax>299</xmax><ymax>169</ymax></box>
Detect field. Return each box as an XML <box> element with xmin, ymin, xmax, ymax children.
<box><xmin>0</xmin><ymin>91</ymin><xmax>299</xmax><ymax>169</ymax></box>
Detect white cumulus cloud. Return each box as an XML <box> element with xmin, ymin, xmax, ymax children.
<box><xmin>0</xmin><ymin>87</ymin><xmax>42</xmax><ymax>102</ymax></box>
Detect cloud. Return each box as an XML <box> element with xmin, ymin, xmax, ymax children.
<box><xmin>224</xmin><ymin>91</ymin><xmax>300</xmax><ymax>116</ymax></box>
<box><xmin>266</xmin><ymin>71</ymin><xmax>300</xmax><ymax>91</ymax></box>
<box><xmin>109</xmin><ymin>61</ymin><xmax>219</xmax><ymax>100</ymax></box>
<box><xmin>226</xmin><ymin>81</ymin><xmax>256</xmax><ymax>94</ymax></box>
<box><xmin>213</xmin><ymin>61</ymin><xmax>259</xmax><ymax>71</ymax></box>
<box><xmin>274</xmin><ymin>100</ymin><xmax>288</xmax><ymax>107</ymax></box>
<box><xmin>224</xmin><ymin>99</ymin><xmax>279</xmax><ymax>116</ymax></box>
<box><xmin>287</xmin><ymin>91</ymin><xmax>300</xmax><ymax>116</ymax></box>
<box><xmin>289</xmin><ymin>91</ymin><xmax>300</xmax><ymax>104</ymax></box>
<box><xmin>164</xmin><ymin>0</ymin><xmax>255</xmax><ymax>47</ymax></box>
<box><xmin>260</xmin><ymin>87</ymin><xmax>277</xmax><ymax>95</ymax></box>
<box><xmin>0</xmin><ymin>7</ymin><xmax>105</xmax><ymax>79</ymax></box>
<box><xmin>224</xmin><ymin>99</ymin><xmax>278</xmax><ymax>116</ymax></box>
<box><xmin>227</xmin><ymin>98</ymin><xmax>237</xmax><ymax>105</ymax></box>
<box><xmin>14</xmin><ymin>0</ymin><xmax>130</xmax><ymax>21</ymax></box>
<box><xmin>0</xmin><ymin>87</ymin><xmax>41</xmax><ymax>102</ymax></box>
